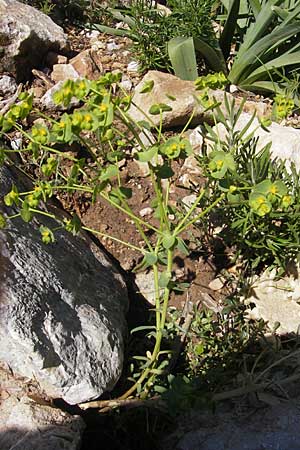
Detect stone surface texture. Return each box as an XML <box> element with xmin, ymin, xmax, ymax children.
<box><xmin>70</xmin><ymin>49</ymin><xmax>103</xmax><ymax>79</ymax></box>
<box><xmin>50</xmin><ymin>64</ymin><xmax>79</xmax><ymax>83</ymax></box>
<box><xmin>128</xmin><ymin>71</ymin><xmax>270</xmax><ymax>129</ymax></box>
<box><xmin>0</xmin><ymin>0</ymin><xmax>68</xmax><ymax>81</ymax></box>
<box><xmin>0</xmin><ymin>365</ymin><xmax>85</xmax><ymax>450</ymax></box>
<box><xmin>245</xmin><ymin>266</ymin><xmax>300</xmax><ymax>334</ymax></box>
<box><xmin>175</xmin><ymin>402</ymin><xmax>300</xmax><ymax>450</ymax></box>
<box><xmin>0</xmin><ymin>75</ymin><xmax>17</xmax><ymax>98</ymax></box>
<box><xmin>211</xmin><ymin>112</ymin><xmax>300</xmax><ymax>171</ymax></box>
<box><xmin>0</xmin><ymin>165</ymin><xmax>128</xmax><ymax>405</ymax></box>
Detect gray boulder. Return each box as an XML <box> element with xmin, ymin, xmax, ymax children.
<box><xmin>0</xmin><ymin>164</ymin><xmax>128</xmax><ymax>404</ymax></box>
<box><xmin>0</xmin><ymin>0</ymin><xmax>68</xmax><ymax>81</ymax></box>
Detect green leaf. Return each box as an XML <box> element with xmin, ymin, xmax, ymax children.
<box><xmin>168</xmin><ymin>36</ymin><xmax>198</xmax><ymax>81</ymax></box>
<box><xmin>139</xmin><ymin>80</ymin><xmax>154</xmax><ymax>94</ymax></box>
<box><xmin>193</xmin><ymin>37</ymin><xmax>227</xmax><ymax>74</ymax></box>
<box><xmin>155</xmin><ymin>163</ymin><xmax>174</xmax><ymax>179</ymax></box>
<box><xmin>219</xmin><ymin>0</ymin><xmax>241</xmax><ymax>60</ymax></box>
<box><xmin>144</xmin><ymin>251</ymin><xmax>158</xmax><ymax>266</ymax></box>
<box><xmin>64</xmin><ymin>214</ymin><xmax>81</xmax><ymax>235</ymax></box>
<box><xmin>149</xmin><ymin>103</ymin><xmax>172</xmax><ymax>115</ymax></box>
<box><xmin>130</xmin><ymin>325</ymin><xmax>156</xmax><ymax>334</ymax></box>
<box><xmin>0</xmin><ymin>214</ymin><xmax>6</xmax><ymax>228</ymax></box>
<box><xmin>176</xmin><ymin>237</ymin><xmax>189</xmax><ymax>256</ymax></box>
<box><xmin>20</xmin><ymin>201</ymin><xmax>32</xmax><ymax>223</ymax></box>
<box><xmin>137</xmin><ymin>120</ymin><xmax>151</xmax><ymax>130</ymax></box>
<box><xmin>90</xmin><ymin>23</ymin><xmax>136</xmax><ymax>39</ymax></box>
<box><xmin>136</xmin><ymin>146</ymin><xmax>158</xmax><ymax>162</ymax></box>
<box><xmin>100</xmin><ymin>164</ymin><xmax>118</xmax><ymax>182</ymax></box>
<box><xmin>158</xmin><ymin>271</ymin><xmax>171</xmax><ymax>288</ymax></box>
<box><xmin>162</xmin><ymin>234</ymin><xmax>176</xmax><ymax>250</ymax></box>
<box><xmin>119</xmin><ymin>187</ymin><xmax>132</xmax><ymax>199</ymax></box>
<box><xmin>229</xmin><ymin>21</ymin><xmax>300</xmax><ymax>85</ymax></box>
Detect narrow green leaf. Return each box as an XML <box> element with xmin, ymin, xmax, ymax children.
<box><xmin>220</xmin><ymin>0</ymin><xmax>240</xmax><ymax>60</ymax></box>
<box><xmin>0</xmin><ymin>214</ymin><xmax>6</xmax><ymax>228</ymax></box>
<box><xmin>91</xmin><ymin>23</ymin><xmax>136</xmax><ymax>39</ymax></box>
<box><xmin>130</xmin><ymin>325</ymin><xmax>156</xmax><ymax>334</ymax></box>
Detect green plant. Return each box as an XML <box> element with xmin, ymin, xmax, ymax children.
<box><xmin>167</xmin><ymin>0</ymin><xmax>300</xmax><ymax>102</ymax></box>
<box><xmin>90</xmin><ymin>0</ymin><xmax>218</xmax><ymax>74</ymax></box>
<box><xmin>22</xmin><ymin>0</ymin><xmax>89</xmax><ymax>23</ymax></box>
<box><xmin>0</xmin><ymin>75</ymin><xmax>226</xmax><ymax>399</ymax></box>
<box><xmin>195</xmin><ymin>91</ymin><xmax>300</xmax><ymax>272</ymax></box>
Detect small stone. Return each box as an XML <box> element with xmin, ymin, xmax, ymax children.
<box><xmin>46</xmin><ymin>51</ymin><xmax>67</xmax><ymax>67</ymax></box>
<box><xmin>135</xmin><ymin>271</ymin><xmax>163</xmax><ymax>305</ymax></box>
<box><xmin>139</xmin><ymin>207</ymin><xmax>153</xmax><ymax>217</ymax></box>
<box><xmin>91</xmin><ymin>41</ymin><xmax>106</xmax><ymax>51</ymax></box>
<box><xmin>229</xmin><ymin>84</ymin><xmax>238</xmax><ymax>93</ymax></box>
<box><xmin>86</xmin><ymin>29</ymin><xmax>100</xmax><ymax>39</ymax></box>
<box><xmin>107</xmin><ymin>41</ymin><xmax>120</xmax><ymax>52</ymax></box>
<box><xmin>120</xmin><ymin>76</ymin><xmax>132</xmax><ymax>91</ymax></box>
<box><xmin>51</xmin><ymin>64</ymin><xmax>79</xmax><ymax>83</ymax></box>
<box><xmin>185</xmin><ymin>126</ymin><xmax>203</xmax><ymax>155</ymax></box>
<box><xmin>111</xmin><ymin>62</ymin><xmax>123</xmax><ymax>70</ymax></box>
<box><xmin>208</xmin><ymin>277</ymin><xmax>226</xmax><ymax>291</ymax></box>
<box><xmin>127</xmin><ymin>61</ymin><xmax>140</xmax><ymax>73</ymax></box>
<box><xmin>0</xmin><ymin>75</ymin><xmax>17</xmax><ymax>98</ymax></box>
<box><xmin>182</xmin><ymin>194</ymin><xmax>197</xmax><ymax>209</ymax></box>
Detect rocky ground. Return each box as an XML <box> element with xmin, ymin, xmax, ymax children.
<box><xmin>2</xmin><ymin>2</ymin><xmax>300</xmax><ymax>450</ymax></box>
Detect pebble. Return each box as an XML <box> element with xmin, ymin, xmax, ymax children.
<box><xmin>107</xmin><ymin>41</ymin><xmax>120</xmax><ymax>52</ymax></box>
<box><xmin>120</xmin><ymin>76</ymin><xmax>133</xmax><ymax>91</ymax></box>
<box><xmin>127</xmin><ymin>61</ymin><xmax>140</xmax><ymax>73</ymax></box>
<box><xmin>208</xmin><ymin>277</ymin><xmax>226</xmax><ymax>291</ymax></box>
<box><xmin>139</xmin><ymin>207</ymin><xmax>153</xmax><ymax>217</ymax></box>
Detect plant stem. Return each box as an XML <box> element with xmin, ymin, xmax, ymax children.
<box><xmin>177</xmin><ymin>193</ymin><xmax>225</xmax><ymax>234</ymax></box>
<box><xmin>119</xmin><ymin>249</ymin><xmax>173</xmax><ymax>400</ymax></box>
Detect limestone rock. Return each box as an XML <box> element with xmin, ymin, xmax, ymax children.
<box><xmin>0</xmin><ymin>165</ymin><xmax>128</xmax><ymax>405</ymax></box>
<box><xmin>245</xmin><ymin>267</ymin><xmax>300</xmax><ymax>334</ymax></box>
<box><xmin>0</xmin><ymin>0</ymin><xmax>68</xmax><ymax>82</ymax></box>
<box><xmin>128</xmin><ymin>71</ymin><xmax>270</xmax><ymax>129</ymax></box>
<box><xmin>51</xmin><ymin>64</ymin><xmax>79</xmax><ymax>83</ymax></box>
<box><xmin>210</xmin><ymin>112</ymin><xmax>300</xmax><ymax>171</ymax></box>
<box><xmin>0</xmin><ymin>75</ymin><xmax>17</xmax><ymax>98</ymax></box>
<box><xmin>70</xmin><ymin>49</ymin><xmax>103</xmax><ymax>80</ymax></box>
<box><xmin>0</xmin><ymin>365</ymin><xmax>85</xmax><ymax>450</ymax></box>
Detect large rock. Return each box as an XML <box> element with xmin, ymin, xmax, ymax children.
<box><xmin>0</xmin><ymin>0</ymin><xmax>68</xmax><ymax>82</ymax></box>
<box><xmin>0</xmin><ymin>165</ymin><xmax>128</xmax><ymax>404</ymax></box>
<box><xmin>128</xmin><ymin>71</ymin><xmax>270</xmax><ymax>129</ymax></box>
<box><xmin>0</xmin><ymin>365</ymin><xmax>85</xmax><ymax>450</ymax></box>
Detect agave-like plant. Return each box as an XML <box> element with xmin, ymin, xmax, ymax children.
<box><xmin>169</xmin><ymin>0</ymin><xmax>300</xmax><ymax>97</ymax></box>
